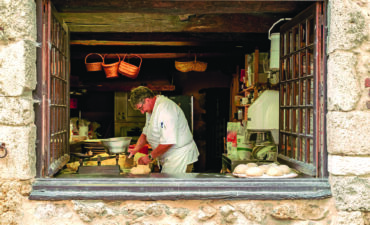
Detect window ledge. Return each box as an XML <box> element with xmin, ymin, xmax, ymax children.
<box><xmin>30</xmin><ymin>175</ymin><xmax>331</xmax><ymax>201</ymax></box>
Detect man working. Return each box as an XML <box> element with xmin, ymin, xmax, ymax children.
<box><xmin>128</xmin><ymin>86</ymin><xmax>199</xmax><ymax>173</ymax></box>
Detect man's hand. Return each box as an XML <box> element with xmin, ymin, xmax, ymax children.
<box><xmin>127</xmin><ymin>146</ymin><xmax>139</xmax><ymax>158</ymax></box>
<box><xmin>138</xmin><ymin>155</ymin><xmax>151</xmax><ymax>165</ymax></box>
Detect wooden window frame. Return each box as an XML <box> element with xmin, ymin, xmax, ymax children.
<box><xmin>278</xmin><ymin>2</ymin><xmax>327</xmax><ymax>177</ymax></box>
<box><xmin>34</xmin><ymin>0</ymin><xmax>70</xmax><ymax>177</ymax></box>
<box><xmin>31</xmin><ymin>0</ymin><xmax>329</xmax><ymax>200</ymax></box>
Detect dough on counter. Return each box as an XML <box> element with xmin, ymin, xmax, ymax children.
<box><xmin>258</xmin><ymin>164</ymin><xmax>269</xmax><ymax>173</ymax></box>
<box><xmin>278</xmin><ymin>165</ymin><xmax>291</xmax><ymax>174</ymax></box>
<box><xmin>245</xmin><ymin>167</ymin><xmax>264</xmax><ymax>177</ymax></box>
<box><xmin>266</xmin><ymin>166</ymin><xmax>283</xmax><ymax>176</ymax></box>
<box><xmin>130</xmin><ymin>164</ymin><xmax>151</xmax><ymax>174</ymax></box>
<box><xmin>246</xmin><ymin>162</ymin><xmax>258</xmax><ymax>168</ymax></box>
<box><xmin>234</xmin><ymin>164</ymin><xmax>249</xmax><ymax>174</ymax></box>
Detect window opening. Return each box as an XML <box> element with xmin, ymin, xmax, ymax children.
<box><xmin>35</xmin><ymin>1</ymin><xmax>326</xmax><ymax>179</ymax></box>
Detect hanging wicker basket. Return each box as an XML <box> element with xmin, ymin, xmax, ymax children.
<box><xmin>102</xmin><ymin>54</ymin><xmax>120</xmax><ymax>79</ymax></box>
<box><xmin>85</xmin><ymin>53</ymin><xmax>104</xmax><ymax>72</ymax></box>
<box><xmin>192</xmin><ymin>55</ymin><xmax>207</xmax><ymax>72</ymax></box>
<box><xmin>175</xmin><ymin>55</ymin><xmax>207</xmax><ymax>72</ymax></box>
<box><xmin>175</xmin><ymin>60</ymin><xmax>193</xmax><ymax>72</ymax></box>
<box><xmin>118</xmin><ymin>54</ymin><xmax>142</xmax><ymax>79</ymax></box>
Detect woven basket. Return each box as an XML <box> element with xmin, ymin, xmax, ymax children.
<box><xmin>193</xmin><ymin>55</ymin><xmax>207</xmax><ymax>72</ymax></box>
<box><xmin>85</xmin><ymin>53</ymin><xmax>104</xmax><ymax>72</ymax></box>
<box><xmin>175</xmin><ymin>55</ymin><xmax>207</xmax><ymax>72</ymax></box>
<box><xmin>102</xmin><ymin>54</ymin><xmax>120</xmax><ymax>79</ymax></box>
<box><xmin>175</xmin><ymin>60</ymin><xmax>193</xmax><ymax>72</ymax></box>
<box><xmin>118</xmin><ymin>54</ymin><xmax>142</xmax><ymax>79</ymax></box>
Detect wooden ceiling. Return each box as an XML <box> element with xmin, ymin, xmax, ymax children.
<box><xmin>53</xmin><ymin>0</ymin><xmax>316</xmax><ymax>90</ymax></box>
<box><xmin>54</xmin><ymin>0</ymin><xmax>314</xmax><ymax>43</ymax></box>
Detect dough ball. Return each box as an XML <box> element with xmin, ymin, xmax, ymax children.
<box><xmin>130</xmin><ymin>165</ymin><xmax>151</xmax><ymax>174</ymax></box>
<box><xmin>258</xmin><ymin>164</ymin><xmax>270</xmax><ymax>173</ymax></box>
<box><xmin>245</xmin><ymin>167</ymin><xmax>264</xmax><ymax>177</ymax></box>
<box><xmin>266</xmin><ymin>166</ymin><xmax>283</xmax><ymax>176</ymax></box>
<box><xmin>234</xmin><ymin>164</ymin><xmax>249</xmax><ymax>174</ymax></box>
<box><xmin>246</xmin><ymin>163</ymin><xmax>258</xmax><ymax>168</ymax></box>
<box><xmin>269</xmin><ymin>163</ymin><xmax>279</xmax><ymax>167</ymax></box>
<box><xmin>278</xmin><ymin>165</ymin><xmax>291</xmax><ymax>174</ymax></box>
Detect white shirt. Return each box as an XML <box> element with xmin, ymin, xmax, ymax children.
<box><xmin>142</xmin><ymin>95</ymin><xmax>199</xmax><ymax>173</ymax></box>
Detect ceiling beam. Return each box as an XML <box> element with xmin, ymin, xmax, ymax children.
<box><xmin>72</xmin><ymin>52</ymin><xmax>233</xmax><ymax>60</ymax></box>
<box><xmin>52</xmin><ymin>0</ymin><xmax>313</xmax><ymax>15</ymax></box>
<box><xmin>60</xmin><ymin>13</ymin><xmax>279</xmax><ymax>33</ymax></box>
<box><xmin>70</xmin><ymin>41</ymin><xmax>206</xmax><ymax>46</ymax></box>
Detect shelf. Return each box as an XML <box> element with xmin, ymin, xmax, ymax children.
<box><xmin>245</xmin><ymin>86</ymin><xmax>255</xmax><ymax>92</ymax></box>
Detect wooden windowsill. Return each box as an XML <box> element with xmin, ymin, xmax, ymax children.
<box><xmin>29</xmin><ymin>176</ymin><xmax>331</xmax><ymax>200</ymax></box>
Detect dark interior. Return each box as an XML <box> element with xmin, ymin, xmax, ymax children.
<box><xmin>54</xmin><ymin>0</ymin><xmax>315</xmax><ymax>172</ymax></box>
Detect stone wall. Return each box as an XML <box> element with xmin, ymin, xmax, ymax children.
<box><xmin>0</xmin><ymin>0</ymin><xmax>369</xmax><ymax>224</ymax></box>
<box><xmin>326</xmin><ymin>0</ymin><xmax>370</xmax><ymax>224</ymax></box>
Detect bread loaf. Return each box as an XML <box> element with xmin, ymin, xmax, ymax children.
<box><xmin>278</xmin><ymin>165</ymin><xmax>291</xmax><ymax>174</ymax></box>
<box><xmin>266</xmin><ymin>166</ymin><xmax>283</xmax><ymax>176</ymax></box>
<box><xmin>234</xmin><ymin>164</ymin><xmax>249</xmax><ymax>174</ymax></box>
<box><xmin>245</xmin><ymin>167</ymin><xmax>264</xmax><ymax>177</ymax></box>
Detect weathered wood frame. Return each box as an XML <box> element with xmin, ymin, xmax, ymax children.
<box><xmin>278</xmin><ymin>2</ymin><xmax>326</xmax><ymax>177</ymax></box>
<box><xmin>35</xmin><ymin>0</ymin><xmax>70</xmax><ymax>177</ymax></box>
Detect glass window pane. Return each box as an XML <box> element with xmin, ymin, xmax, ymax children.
<box><xmin>286</xmin><ymin>83</ymin><xmax>291</xmax><ymax>106</ymax></box>
<box><xmin>301</xmin><ymin>51</ymin><xmax>306</xmax><ymax>76</ymax></box>
<box><xmin>289</xmin><ymin>57</ymin><xmax>293</xmax><ymax>80</ymax></box>
<box><xmin>300</xmin><ymin>22</ymin><xmax>306</xmax><ymax>48</ymax></box>
<box><xmin>293</xmin><ymin>54</ymin><xmax>299</xmax><ymax>78</ymax></box>
<box><xmin>293</xmin><ymin>81</ymin><xmax>299</xmax><ymax>105</ymax></box>
<box><xmin>281</xmin><ymin>134</ymin><xmax>286</xmax><ymax>155</ymax></box>
<box><xmin>309</xmin><ymin>138</ymin><xmax>314</xmax><ymax>163</ymax></box>
<box><xmin>295</xmin><ymin>109</ymin><xmax>299</xmax><ymax>132</ymax></box>
<box><xmin>308</xmin><ymin>18</ymin><xmax>315</xmax><ymax>44</ymax></box>
<box><xmin>302</xmin><ymin>108</ymin><xmax>306</xmax><ymax>134</ymax></box>
<box><xmin>308</xmin><ymin>47</ymin><xmax>314</xmax><ymax>75</ymax></box>
<box><xmin>289</xmin><ymin>31</ymin><xmax>293</xmax><ymax>53</ymax></box>
<box><xmin>281</xmin><ymin>84</ymin><xmax>287</xmax><ymax>106</ymax></box>
<box><xmin>308</xmin><ymin>78</ymin><xmax>313</xmax><ymax>105</ymax></box>
<box><xmin>285</xmin><ymin>109</ymin><xmax>290</xmax><ymax>131</ymax></box>
<box><xmin>293</xmin><ymin>27</ymin><xmax>299</xmax><ymax>51</ymax></box>
<box><xmin>281</xmin><ymin>59</ymin><xmax>286</xmax><ymax>81</ymax></box>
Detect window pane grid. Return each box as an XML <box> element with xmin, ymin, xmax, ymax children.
<box><xmin>48</xmin><ymin>13</ymin><xmax>68</xmax><ymax>169</ymax></box>
<box><xmin>280</xmin><ymin>19</ymin><xmax>316</xmax><ymax>167</ymax></box>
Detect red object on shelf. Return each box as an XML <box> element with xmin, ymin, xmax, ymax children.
<box><xmin>129</xmin><ymin>144</ymin><xmax>149</xmax><ymax>155</ymax></box>
<box><xmin>70</xmin><ymin>98</ymin><xmax>78</xmax><ymax>109</ymax></box>
<box><xmin>240</xmin><ymin>69</ymin><xmax>245</xmax><ymax>82</ymax></box>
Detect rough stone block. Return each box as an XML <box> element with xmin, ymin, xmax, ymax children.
<box><xmin>327</xmin><ymin>52</ymin><xmax>360</xmax><ymax>111</ymax></box>
<box><xmin>327</xmin><ymin>111</ymin><xmax>370</xmax><ymax>155</ymax></box>
<box><xmin>0</xmin><ymin>96</ymin><xmax>34</xmax><ymax>126</ymax></box>
<box><xmin>328</xmin><ymin>0</ymin><xmax>368</xmax><ymax>53</ymax></box>
<box><xmin>0</xmin><ymin>0</ymin><xmax>36</xmax><ymax>43</ymax></box>
<box><xmin>0</xmin><ymin>125</ymin><xmax>36</xmax><ymax>179</ymax></box>
<box><xmin>0</xmin><ymin>40</ymin><xmax>37</xmax><ymax>96</ymax></box>
<box><xmin>329</xmin><ymin>155</ymin><xmax>370</xmax><ymax>176</ymax></box>
<box><xmin>329</xmin><ymin>175</ymin><xmax>370</xmax><ymax>211</ymax></box>
<box><xmin>270</xmin><ymin>202</ymin><xmax>329</xmax><ymax>221</ymax></box>
<box><xmin>333</xmin><ymin>211</ymin><xmax>365</xmax><ymax>225</ymax></box>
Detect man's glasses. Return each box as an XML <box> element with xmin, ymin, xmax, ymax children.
<box><xmin>137</xmin><ymin>102</ymin><xmax>145</xmax><ymax>111</ymax></box>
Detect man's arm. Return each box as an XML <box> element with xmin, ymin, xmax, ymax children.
<box><xmin>128</xmin><ymin>133</ymin><xmax>148</xmax><ymax>158</ymax></box>
<box><xmin>138</xmin><ymin>144</ymin><xmax>173</xmax><ymax>165</ymax></box>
